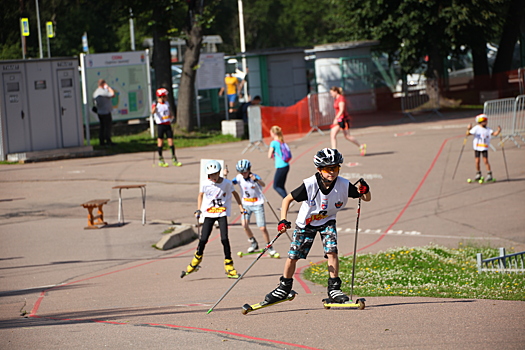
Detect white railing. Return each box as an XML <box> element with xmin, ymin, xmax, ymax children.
<box><xmin>477</xmin><ymin>248</ymin><xmax>525</xmax><ymax>273</ymax></box>
<box><xmin>484</xmin><ymin>94</ymin><xmax>525</xmax><ymax>147</ymax></box>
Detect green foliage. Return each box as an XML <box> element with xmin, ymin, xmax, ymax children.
<box><xmin>304</xmin><ymin>244</ymin><xmax>524</xmax><ymax>301</ymax></box>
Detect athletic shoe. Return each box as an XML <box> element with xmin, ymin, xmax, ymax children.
<box><xmin>359</xmin><ymin>144</ymin><xmax>367</xmax><ymax>156</ymax></box>
<box><xmin>247</xmin><ymin>238</ymin><xmax>259</xmax><ymax>253</ymax></box>
<box><xmin>172</xmin><ymin>158</ymin><xmax>182</xmax><ymax>167</ymax></box>
<box><xmin>186</xmin><ymin>252</ymin><xmax>203</xmax><ymax>273</ymax></box>
<box><xmin>474</xmin><ymin>171</ymin><xmax>482</xmax><ymax>181</ymax></box>
<box><xmin>224</xmin><ymin>259</ymin><xmax>239</xmax><ymax>278</ymax></box>
<box><xmin>158</xmin><ymin>158</ymin><xmax>169</xmax><ymax>167</ymax></box>
<box><xmin>267</xmin><ymin>246</ymin><xmax>278</xmax><ymax>257</ymax></box>
<box><xmin>265</xmin><ymin>276</ymin><xmax>293</xmax><ymax>303</ymax></box>
<box><xmin>327</xmin><ymin>277</ymin><xmax>350</xmax><ymax>303</ymax></box>
<box><xmin>486</xmin><ymin>172</ymin><xmax>493</xmax><ymax>182</ymax></box>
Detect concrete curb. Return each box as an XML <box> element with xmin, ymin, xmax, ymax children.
<box><xmin>155</xmin><ymin>224</ymin><xmax>197</xmax><ymax>250</ymax></box>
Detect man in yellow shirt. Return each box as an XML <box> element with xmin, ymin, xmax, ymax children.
<box><xmin>219</xmin><ymin>73</ymin><xmax>239</xmax><ymax>113</ymax></box>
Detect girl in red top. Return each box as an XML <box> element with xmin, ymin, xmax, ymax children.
<box><xmin>329</xmin><ymin>86</ymin><xmax>366</xmax><ymax>156</ymax></box>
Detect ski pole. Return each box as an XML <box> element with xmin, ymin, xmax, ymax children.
<box><xmin>452</xmin><ymin>129</ymin><xmax>469</xmax><ymax>180</ymax></box>
<box><xmin>255</xmin><ymin>182</ymin><xmax>292</xmax><ymax>242</ymax></box>
<box><xmin>207</xmin><ymin>231</ymin><xmax>284</xmax><ymax>314</ymax></box>
<box><xmin>499</xmin><ymin>135</ymin><xmax>509</xmax><ymax>181</ymax></box>
<box><xmin>349</xmin><ymin>178</ymin><xmax>365</xmax><ymax>302</ymax></box>
<box><xmin>349</xmin><ymin>196</ymin><xmax>361</xmax><ymax>302</ymax></box>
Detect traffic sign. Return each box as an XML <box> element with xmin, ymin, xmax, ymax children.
<box><xmin>20</xmin><ymin>18</ymin><xmax>30</xmax><ymax>36</ymax></box>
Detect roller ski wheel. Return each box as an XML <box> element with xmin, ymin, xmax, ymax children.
<box><xmin>241</xmin><ymin>290</ymin><xmax>297</xmax><ymax>315</ymax></box>
<box><xmin>322</xmin><ymin>297</ymin><xmax>366</xmax><ymax>310</ymax></box>
<box><xmin>180</xmin><ymin>265</ymin><xmax>201</xmax><ymax>278</ymax></box>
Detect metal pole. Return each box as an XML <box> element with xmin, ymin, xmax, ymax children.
<box><xmin>129</xmin><ymin>8</ymin><xmax>135</xmax><ymax>51</ymax></box>
<box><xmin>35</xmin><ymin>0</ymin><xmax>43</xmax><ymax>58</ymax></box>
<box><xmin>237</xmin><ymin>0</ymin><xmax>249</xmax><ymax>100</ymax></box>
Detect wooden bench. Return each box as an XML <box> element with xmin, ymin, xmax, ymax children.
<box><xmin>80</xmin><ymin>199</ymin><xmax>109</xmax><ymax>229</ymax></box>
<box><xmin>112</xmin><ymin>184</ymin><xmax>146</xmax><ymax>225</ymax></box>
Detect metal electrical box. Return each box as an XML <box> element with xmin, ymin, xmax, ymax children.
<box><xmin>0</xmin><ymin>57</ymin><xmax>84</xmax><ymax>161</ymax></box>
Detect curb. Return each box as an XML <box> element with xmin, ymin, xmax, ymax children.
<box><xmin>155</xmin><ymin>224</ymin><xmax>197</xmax><ymax>250</ymax></box>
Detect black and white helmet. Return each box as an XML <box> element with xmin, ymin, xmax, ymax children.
<box><xmin>236</xmin><ymin>159</ymin><xmax>251</xmax><ymax>172</ymax></box>
<box><xmin>313</xmin><ymin>148</ymin><xmax>344</xmax><ymax>168</ymax></box>
<box><xmin>206</xmin><ymin>160</ymin><xmax>222</xmax><ymax>175</ymax></box>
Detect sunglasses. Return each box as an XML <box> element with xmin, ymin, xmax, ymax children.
<box><xmin>320</xmin><ymin>165</ymin><xmax>340</xmax><ymax>172</ymax></box>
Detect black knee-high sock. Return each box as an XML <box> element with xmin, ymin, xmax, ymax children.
<box><xmin>170</xmin><ymin>145</ymin><xmax>175</xmax><ymax>158</ymax></box>
<box><xmin>157</xmin><ymin>147</ymin><xmax>163</xmax><ymax>157</ymax></box>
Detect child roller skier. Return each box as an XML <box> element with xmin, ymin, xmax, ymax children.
<box><xmin>184</xmin><ymin>160</ymin><xmax>245</xmax><ymax>278</ymax></box>
<box><xmin>467</xmin><ymin>114</ymin><xmax>501</xmax><ymax>182</ymax></box>
<box><xmin>232</xmin><ymin>159</ymin><xmax>278</xmax><ymax>257</ymax></box>
<box><xmin>263</xmin><ymin>148</ymin><xmax>371</xmax><ymax>305</ymax></box>
<box><xmin>152</xmin><ymin>88</ymin><xmax>181</xmax><ymax>167</ymax></box>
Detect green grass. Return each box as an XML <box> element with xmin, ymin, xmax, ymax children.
<box><xmin>304</xmin><ymin>244</ymin><xmax>524</xmax><ymax>301</ymax></box>
<box><xmin>89</xmin><ymin>129</ymin><xmax>241</xmax><ymax>154</ymax></box>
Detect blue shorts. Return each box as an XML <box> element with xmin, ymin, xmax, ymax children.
<box><xmin>243</xmin><ymin>204</ymin><xmax>266</xmax><ymax>228</ymax></box>
<box><xmin>288</xmin><ymin>220</ymin><xmax>338</xmax><ymax>260</ymax></box>
<box><xmin>227</xmin><ymin>93</ymin><xmax>237</xmax><ymax>104</ymax></box>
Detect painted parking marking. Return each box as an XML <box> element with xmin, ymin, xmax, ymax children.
<box><xmin>337</xmin><ymin>228</ymin><xmax>502</xmax><ymax>240</ymax></box>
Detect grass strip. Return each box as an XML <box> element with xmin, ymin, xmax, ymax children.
<box><xmin>304</xmin><ymin>244</ymin><xmax>524</xmax><ymax>301</ymax></box>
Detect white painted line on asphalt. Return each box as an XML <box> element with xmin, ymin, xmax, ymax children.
<box><xmin>340</xmin><ymin>173</ymin><xmax>383</xmax><ymax>180</ymax></box>
<box><xmin>337</xmin><ymin>227</ymin><xmax>502</xmax><ymax>240</ymax></box>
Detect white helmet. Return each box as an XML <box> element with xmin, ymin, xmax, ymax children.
<box><xmin>206</xmin><ymin>160</ymin><xmax>222</xmax><ymax>175</ymax></box>
<box><xmin>236</xmin><ymin>159</ymin><xmax>251</xmax><ymax>172</ymax></box>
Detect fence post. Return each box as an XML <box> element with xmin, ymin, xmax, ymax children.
<box><xmin>499</xmin><ymin>247</ymin><xmax>506</xmax><ymax>271</ymax></box>
<box><xmin>476</xmin><ymin>253</ymin><xmax>482</xmax><ymax>274</ymax></box>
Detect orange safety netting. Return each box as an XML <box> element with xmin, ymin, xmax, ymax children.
<box><xmin>260</xmin><ymin>96</ymin><xmax>312</xmax><ymax>142</ymax></box>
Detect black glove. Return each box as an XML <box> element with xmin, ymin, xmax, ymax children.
<box><xmin>194</xmin><ymin>210</ymin><xmax>202</xmax><ymax>218</ymax></box>
<box><xmin>277</xmin><ymin>219</ymin><xmax>292</xmax><ymax>232</ymax></box>
<box><xmin>358</xmin><ymin>178</ymin><xmax>369</xmax><ymax>194</ymax></box>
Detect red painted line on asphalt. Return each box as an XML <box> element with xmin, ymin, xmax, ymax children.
<box><xmin>148</xmin><ymin>323</ymin><xmax>322</xmax><ymax>350</ymax></box>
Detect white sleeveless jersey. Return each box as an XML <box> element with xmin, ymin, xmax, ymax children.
<box><xmin>469</xmin><ymin>125</ymin><xmax>493</xmax><ymax>151</ymax></box>
<box><xmin>200</xmin><ymin>178</ymin><xmax>234</xmax><ymax>218</ymax></box>
<box><xmin>233</xmin><ymin>174</ymin><xmax>264</xmax><ymax>206</ymax></box>
<box><xmin>296</xmin><ymin>175</ymin><xmax>350</xmax><ymax>228</ymax></box>
<box><xmin>153</xmin><ymin>101</ymin><xmax>171</xmax><ymax>125</ymax></box>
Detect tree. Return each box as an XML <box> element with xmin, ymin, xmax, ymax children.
<box><xmin>177</xmin><ymin>0</ymin><xmax>220</xmax><ymax>131</ymax></box>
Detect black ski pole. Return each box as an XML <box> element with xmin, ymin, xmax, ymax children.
<box><xmin>255</xmin><ymin>182</ymin><xmax>292</xmax><ymax>242</ymax></box>
<box><xmin>207</xmin><ymin>231</ymin><xmax>284</xmax><ymax>314</ymax></box>
<box><xmin>452</xmin><ymin>130</ymin><xmax>469</xmax><ymax>180</ymax></box>
<box><xmin>500</xmin><ymin>135</ymin><xmax>510</xmax><ymax>181</ymax></box>
<box><xmin>349</xmin><ymin>178</ymin><xmax>365</xmax><ymax>302</ymax></box>
<box><xmin>349</xmin><ymin>196</ymin><xmax>361</xmax><ymax>302</ymax></box>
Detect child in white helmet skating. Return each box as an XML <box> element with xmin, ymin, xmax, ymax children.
<box><xmin>183</xmin><ymin>160</ymin><xmax>245</xmax><ymax>278</ymax></box>
<box><xmin>232</xmin><ymin>159</ymin><xmax>278</xmax><ymax>257</ymax></box>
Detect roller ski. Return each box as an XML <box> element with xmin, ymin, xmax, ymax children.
<box><xmin>322</xmin><ymin>297</ymin><xmax>366</xmax><ymax>310</ymax></box>
<box><xmin>321</xmin><ymin>277</ymin><xmax>365</xmax><ymax>309</ymax></box>
<box><xmin>237</xmin><ymin>247</ymin><xmax>280</xmax><ymax>259</ymax></box>
<box><xmin>180</xmin><ymin>252</ymin><xmax>202</xmax><ymax>278</ymax></box>
<box><xmin>158</xmin><ymin>157</ymin><xmax>169</xmax><ymax>167</ymax></box>
<box><xmin>242</xmin><ymin>276</ymin><xmax>296</xmax><ymax>315</ymax></box>
<box><xmin>224</xmin><ymin>259</ymin><xmax>239</xmax><ymax>279</ymax></box>
<box><xmin>242</xmin><ymin>290</ymin><xmax>297</xmax><ymax>315</ymax></box>
<box><xmin>467</xmin><ymin>171</ymin><xmax>496</xmax><ymax>184</ymax></box>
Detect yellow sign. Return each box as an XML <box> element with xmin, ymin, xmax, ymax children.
<box><xmin>46</xmin><ymin>21</ymin><xmax>54</xmax><ymax>38</ymax></box>
<box><xmin>20</xmin><ymin>18</ymin><xmax>29</xmax><ymax>36</ymax></box>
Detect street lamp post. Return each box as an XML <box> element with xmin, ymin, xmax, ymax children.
<box><xmin>237</xmin><ymin>0</ymin><xmax>249</xmax><ymax>100</ymax></box>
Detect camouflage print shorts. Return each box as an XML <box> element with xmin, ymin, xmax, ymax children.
<box><xmin>288</xmin><ymin>220</ymin><xmax>338</xmax><ymax>260</ymax></box>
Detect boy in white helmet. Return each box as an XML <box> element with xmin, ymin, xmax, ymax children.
<box><xmin>263</xmin><ymin>148</ymin><xmax>371</xmax><ymax>305</ymax></box>
<box><xmin>232</xmin><ymin>159</ymin><xmax>278</xmax><ymax>257</ymax></box>
<box><xmin>152</xmin><ymin>88</ymin><xmax>181</xmax><ymax>167</ymax></box>
<box><xmin>183</xmin><ymin>160</ymin><xmax>245</xmax><ymax>278</ymax></box>
<box><xmin>467</xmin><ymin>114</ymin><xmax>501</xmax><ymax>182</ymax></box>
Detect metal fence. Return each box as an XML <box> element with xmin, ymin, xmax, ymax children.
<box><xmin>483</xmin><ymin>94</ymin><xmax>525</xmax><ymax>147</ymax></box>
<box><xmin>400</xmin><ymin>79</ymin><xmax>442</xmax><ymax>121</ymax></box>
<box><xmin>477</xmin><ymin>248</ymin><xmax>525</xmax><ymax>273</ymax></box>
<box><xmin>307</xmin><ymin>92</ymin><xmax>334</xmax><ymax>135</ymax></box>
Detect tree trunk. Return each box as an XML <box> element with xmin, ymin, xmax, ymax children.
<box><xmin>471</xmin><ymin>40</ymin><xmax>491</xmax><ymax>91</ymax></box>
<box><xmin>177</xmin><ymin>22</ymin><xmax>203</xmax><ymax>131</ymax></box>
<box><xmin>152</xmin><ymin>5</ymin><xmax>176</xmax><ymax>119</ymax></box>
<box><xmin>492</xmin><ymin>0</ymin><xmax>524</xmax><ymax>93</ymax></box>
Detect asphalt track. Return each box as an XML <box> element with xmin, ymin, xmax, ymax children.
<box><xmin>1</xmin><ymin>110</ymin><xmax>524</xmax><ymax>349</ymax></box>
